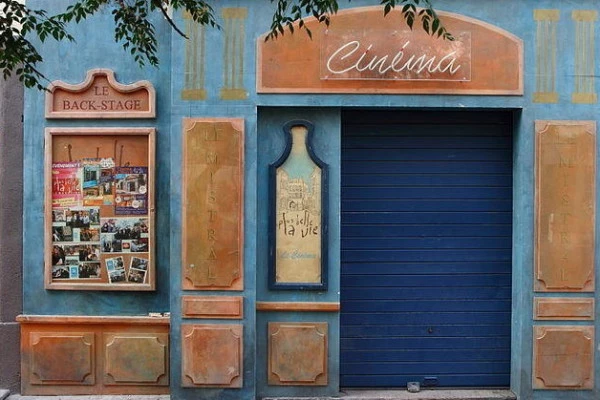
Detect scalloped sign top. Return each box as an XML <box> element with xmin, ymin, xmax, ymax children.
<box><xmin>46</xmin><ymin>69</ymin><xmax>155</xmax><ymax>119</ymax></box>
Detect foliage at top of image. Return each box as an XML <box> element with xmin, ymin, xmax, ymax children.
<box><xmin>0</xmin><ymin>0</ymin><xmax>449</xmax><ymax>90</ymax></box>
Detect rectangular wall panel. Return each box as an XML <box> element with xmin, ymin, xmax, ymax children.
<box><xmin>181</xmin><ymin>324</ymin><xmax>243</xmax><ymax>388</ymax></box>
<box><xmin>182</xmin><ymin>296</ymin><xmax>243</xmax><ymax>319</ymax></box>
<box><xmin>103</xmin><ymin>333</ymin><xmax>169</xmax><ymax>385</ymax></box>
<box><xmin>534</xmin><ymin>326</ymin><xmax>594</xmax><ymax>389</ymax></box>
<box><xmin>182</xmin><ymin>119</ymin><xmax>244</xmax><ymax>290</ymax></box>
<box><xmin>535</xmin><ymin>121</ymin><xmax>596</xmax><ymax>292</ymax></box>
<box><xmin>268</xmin><ymin>322</ymin><xmax>328</xmax><ymax>386</ymax></box>
<box><xmin>534</xmin><ymin>298</ymin><xmax>594</xmax><ymax>320</ymax></box>
<box><xmin>18</xmin><ymin>315</ymin><xmax>169</xmax><ymax>395</ymax></box>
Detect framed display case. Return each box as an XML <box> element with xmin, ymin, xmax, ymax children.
<box><xmin>45</xmin><ymin>127</ymin><xmax>155</xmax><ymax>290</ymax></box>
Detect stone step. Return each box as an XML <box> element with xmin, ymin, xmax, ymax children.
<box><xmin>265</xmin><ymin>389</ymin><xmax>516</xmax><ymax>400</ymax></box>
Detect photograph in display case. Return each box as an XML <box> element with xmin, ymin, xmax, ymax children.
<box><xmin>45</xmin><ymin>127</ymin><xmax>155</xmax><ymax>290</ymax></box>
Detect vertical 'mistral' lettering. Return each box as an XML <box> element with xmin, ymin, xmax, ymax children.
<box><xmin>535</xmin><ymin>121</ymin><xmax>596</xmax><ymax>292</ymax></box>
<box><xmin>182</xmin><ymin>119</ymin><xmax>244</xmax><ymax>290</ymax></box>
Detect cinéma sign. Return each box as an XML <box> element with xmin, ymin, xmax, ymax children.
<box><xmin>257</xmin><ymin>7</ymin><xmax>523</xmax><ymax>94</ymax></box>
<box><xmin>321</xmin><ymin>30</ymin><xmax>471</xmax><ymax>81</ymax></box>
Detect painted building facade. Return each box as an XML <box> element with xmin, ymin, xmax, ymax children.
<box><xmin>15</xmin><ymin>0</ymin><xmax>600</xmax><ymax>399</ymax></box>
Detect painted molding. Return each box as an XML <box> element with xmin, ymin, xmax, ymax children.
<box><xmin>16</xmin><ymin>315</ymin><xmax>169</xmax><ymax>325</ymax></box>
<box><xmin>256</xmin><ymin>302</ymin><xmax>340</xmax><ymax>312</ymax></box>
<box><xmin>46</xmin><ymin>69</ymin><xmax>155</xmax><ymax>119</ymax></box>
<box><xmin>534</xmin><ymin>298</ymin><xmax>594</xmax><ymax>320</ymax></box>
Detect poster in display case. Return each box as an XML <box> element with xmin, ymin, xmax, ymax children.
<box><xmin>45</xmin><ymin>127</ymin><xmax>155</xmax><ymax>290</ymax></box>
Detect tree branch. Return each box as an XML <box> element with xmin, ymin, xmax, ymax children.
<box><xmin>156</xmin><ymin>1</ymin><xmax>188</xmax><ymax>39</ymax></box>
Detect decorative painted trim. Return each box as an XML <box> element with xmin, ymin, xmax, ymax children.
<box><xmin>256</xmin><ymin>302</ymin><xmax>340</xmax><ymax>312</ymax></box>
<box><xmin>182</xmin><ymin>296</ymin><xmax>244</xmax><ymax>319</ymax></box>
<box><xmin>46</xmin><ymin>69</ymin><xmax>155</xmax><ymax>119</ymax></box>
<box><xmin>534</xmin><ymin>10</ymin><xmax>559</xmax><ymax>103</ymax></box>
<box><xmin>534</xmin><ymin>298</ymin><xmax>594</xmax><ymax>320</ymax></box>
<box><xmin>16</xmin><ymin>315</ymin><xmax>170</xmax><ymax>325</ymax></box>
<box><xmin>534</xmin><ymin>10</ymin><xmax>560</xmax><ymax>21</ymax></box>
<box><xmin>268</xmin><ymin>120</ymin><xmax>329</xmax><ymax>291</ymax></box>
<box><xmin>182</xmin><ymin>13</ymin><xmax>207</xmax><ymax>101</ymax></box>
<box><xmin>220</xmin><ymin>8</ymin><xmax>248</xmax><ymax>100</ymax></box>
<box><xmin>572</xmin><ymin>11</ymin><xmax>597</xmax><ymax>104</ymax></box>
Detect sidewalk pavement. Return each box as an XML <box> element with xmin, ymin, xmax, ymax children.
<box><xmin>1</xmin><ymin>390</ymin><xmax>516</xmax><ymax>400</ymax></box>
<box><xmin>5</xmin><ymin>396</ymin><xmax>168</xmax><ymax>400</ymax></box>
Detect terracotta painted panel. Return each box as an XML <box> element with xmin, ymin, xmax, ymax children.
<box><xmin>104</xmin><ymin>333</ymin><xmax>169</xmax><ymax>385</ymax></box>
<box><xmin>30</xmin><ymin>332</ymin><xmax>95</xmax><ymax>385</ymax></box>
<box><xmin>19</xmin><ymin>316</ymin><xmax>170</xmax><ymax>395</ymax></box>
<box><xmin>257</xmin><ymin>7</ymin><xmax>522</xmax><ymax>95</ymax></box>
<box><xmin>182</xmin><ymin>296</ymin><xmax>243</xmax><ymax>319</ymax></box>
<box><xmin>534</xmin><ymin>298</ymin><xmax>595</xmax><ymax>320</ymax></box>
<box><xmin>535</xmin><ymin>121</ymin><xmax>596</xmax><ymax>292</ymax></box>
<box><xmin>181</xmin><ymin>324</ymin><xmax>242</xmax><ymax>387</ymax></box>
<box><xmin>46</xmin><ymin>69</ymin><xmax>155</xmax><ymax>119</ymax></box>
<box><xmin>268</xmin><ymin>322</ymin><xmax>327</xmax><ymax>386</ymax></box>
<box><xmin>182</xmin><ymin>119</ymin><xmax>244</xmax><ymax>290</ymax></box>
<box><xmin>533</xmin><ymin>326</ymin><xmax>594</xmax><ymax>389</ymax></box>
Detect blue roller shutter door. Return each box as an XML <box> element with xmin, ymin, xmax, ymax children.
<box><xmin>340</xmin><ymin>111</ymin><xmax>513</xmax><ymax>388</ymax></box>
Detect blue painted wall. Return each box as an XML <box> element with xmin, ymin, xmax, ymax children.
<box><xmin>24</xmin><ymin>0</ymin><xmax>172</xmax><ymax>315</ymax></box>
<box><xmin>22</xmin><ymin>0</ymin><xmax>600</xmax><ymax>399</ymax></box>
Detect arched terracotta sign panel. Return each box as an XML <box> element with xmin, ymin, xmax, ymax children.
<box><xmin>257</xmin><ymin>7</ymin><xmax>523</xmax><ymax>95</ymax></box>
<box><xmin>46</xmin><ymin>69</ymin><xmax>155</xmax><ymax>119</ymax></box>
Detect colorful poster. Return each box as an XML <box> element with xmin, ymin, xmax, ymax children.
<box><xmin>52</xmin><ymin>162</ymin><xmax>83</xmax><ymax>207</ymax></box>
<box><xmin>82</xmin><ymin>160</ymin><xmax>103</xmax><ymax>206</ymax></box>
<box><xmin>100</xmin><ymin>168</ymin><xmax>114</xmax><ymax>205</ymax></box>
<box><xmin>115</xmin><ymin>167</ymin><xmax>148</xmax><ymax>215</ymax></box>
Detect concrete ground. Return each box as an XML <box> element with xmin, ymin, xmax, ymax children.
<box><xmin>2</xmin><ymin>389</ymin><xmax>516</xmax><ymax>400</ymax></box>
